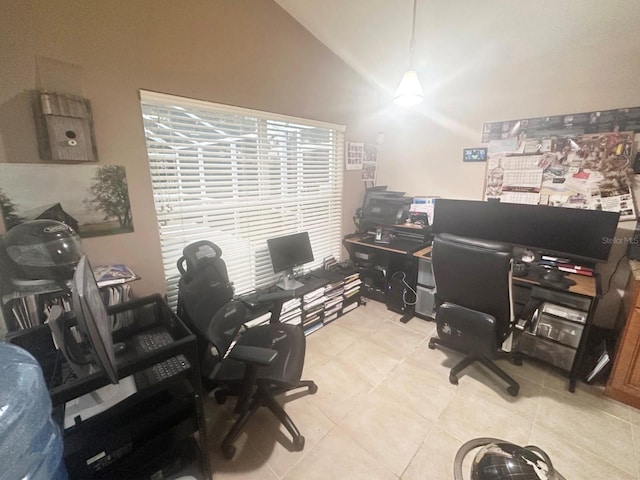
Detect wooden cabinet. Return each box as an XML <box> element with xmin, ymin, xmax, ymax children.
<box><xmin>605</xmin><ymin>264</ymin><xmax>640</xmax><ymax>408</ymax></box>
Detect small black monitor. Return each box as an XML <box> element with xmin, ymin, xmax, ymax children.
<box><xmin>69</xmin><ymin>255</ymin><xmax>119</xmax><ymax>384</ymax></box>
<box><xmin>267</xmin><ymin>232</ymin><xmax>314</xmax><ymax>290</ymax></box>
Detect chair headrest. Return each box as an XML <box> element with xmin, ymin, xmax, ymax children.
<box><xmin>177</xmin><ymin>240</ymin><xmax>223</xmax><ymax>275</ymax></box>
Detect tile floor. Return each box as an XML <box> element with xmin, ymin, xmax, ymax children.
<box><xmin>203</xmin><ymin>300</ymin><xmax>640</xmax><ymax>479</ymax></box>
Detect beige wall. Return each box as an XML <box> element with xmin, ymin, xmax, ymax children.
<box><xmin>0</xmin><ymin>0</ymin><xmax>378</xmax><ymax>297</ymax></box>
<box><xmin>2</xmin><ymin>1</ymin><xmax>638</xmax><ymax>328</ymax></box>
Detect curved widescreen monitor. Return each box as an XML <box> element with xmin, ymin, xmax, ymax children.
<box><xmin>431</xmin><ymin>199</ymin><xmax>620</xmax><ymax>264</ymax></box>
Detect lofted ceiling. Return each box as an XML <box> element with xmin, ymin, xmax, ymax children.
<box><xmin>274</xmin><ymin>0</ymin><xmax>640</xmax><ymax>103</ymax></box>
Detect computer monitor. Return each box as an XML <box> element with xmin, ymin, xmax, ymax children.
<box><xmin>267</xmin><ymin>231</ymin><xmax>314</xmax><ymax>290</ymax></box>
<box><xmin>431</xmin><ymin>199</ymin><xmax>620</xmax><ymax>264</ymax></box>
<box><xmin>53</xmin><ymin>255</ymin><xmax>119</xmax><ymax>384</ymax></box>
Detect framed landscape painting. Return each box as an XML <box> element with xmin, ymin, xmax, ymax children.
<box><xmin>0</xmin><ymin>163</ymin><xmax>134</xmax><ymax>238</ymax></box>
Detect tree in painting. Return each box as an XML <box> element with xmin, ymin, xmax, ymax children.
<box><xmin>85</xmin><ymin>165</ymin><xmax>133</xmax><ymax>230</ymax></box>
<box><xmin>0</xmin><ymin>189</ymin><xmax>24</xmax><ymax>230</ymax></box>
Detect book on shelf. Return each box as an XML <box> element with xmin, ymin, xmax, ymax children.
<box><xmin>245</xmin><ymin>312</ymin><xmax>271</xmax><ymax>329</ymax></box>
<box><xmin>342</xmin><ymin>302</ymin><xmax>359</xmax><ymax>315</ymax></box>
<box><xmin>303</xmin><ymin>319</ymin><xmax>323</xmax><ymax>336</ymax></box>
<box><xmin>93</xmin><ymin>264</ymin><xmax>140</xmax><ymax>287</ymax></box>
<box><xmin>324</xmin><ymin>312</ymin><xmax>338</xmax><ymax>324</ymax></box>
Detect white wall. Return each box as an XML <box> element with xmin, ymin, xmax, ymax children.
<box><xmin>363</xmin><ymin>1</ymin><xmax>640</xmax><ymax>328</ymax></box>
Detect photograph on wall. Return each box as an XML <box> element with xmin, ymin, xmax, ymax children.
<box><xmin>0</xmin><ymin>163</ymin><xmax>134</xmax><ymax>237</ymax></box>
<box><xmin>346</xmin><ymin>142</ymin><xmax>364</xmax><ymax>170</ymax></box>
<box><xmin>483</xmin><ymin>131</ymin><xmax>636</xmax><ymax>220</ymax></box>
<box><xmin>361</xmin><ymin>143</ymin><xmax>378</xmax><ymax>182</ymax></box>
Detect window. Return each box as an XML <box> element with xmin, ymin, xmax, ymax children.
<box><xmin>140</xmin><ymin>91</ymin><xmax>345</xmax><ymax>306</ymax></box>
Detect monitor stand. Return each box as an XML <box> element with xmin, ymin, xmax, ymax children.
<box><xmin>276</xmin><ymin>270</ymin><xmax>304</xmax><ymax>291</ymax></box>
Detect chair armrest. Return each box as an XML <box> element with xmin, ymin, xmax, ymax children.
<box><xmin>228</xmin><ymin>345</ymin><xmax>278</xmax><ymax>367</ymax></box>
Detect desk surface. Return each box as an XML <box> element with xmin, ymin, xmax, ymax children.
<box><xmin>344</xmin><ymin>235</ymin><xmax>428</xmax><ymax>255</ymax></box>
<box><xmin>412</xmin><ymin>245</ymin><xmax>597</xmax><ymax>298</ymax></box>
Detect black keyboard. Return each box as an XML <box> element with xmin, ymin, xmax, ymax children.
<box><xmin>132</xmin><ymin>327</ymin><xmax>174</xmax><ymax>353</ymax></box>
<box><xmin>143</xmin><ymin>355</ymin><xmax>190</xmax><ymax>383</ymax></box>
<box><xmin>132</xmin><ymin>327</ymin><xmax>190</xmax><ymax>384</ymax></box>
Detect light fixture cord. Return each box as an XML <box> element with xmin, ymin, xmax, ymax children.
<box><xmin>409</xmin><ymin>0</ymin><xmax>418</xmax><ymax>67</ymax></box>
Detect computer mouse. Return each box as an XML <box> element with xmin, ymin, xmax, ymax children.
<box><xmin>113</xmin><ymin>342</ymin><xmax>127</xmax><ymax>355</ymax></box>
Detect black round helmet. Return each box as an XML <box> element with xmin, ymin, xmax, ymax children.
<box><xmin>3</xmin><ymin>220</ymin><xmax>83</xmax><ymax>281</ymax></box>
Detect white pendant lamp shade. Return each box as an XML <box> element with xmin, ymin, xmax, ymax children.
<box><xmin>394</xmin><ymin>69</ymin><xmax>423</xmax><ymax>106</ymax></box>
<box><xmin>394</xmin><ymin>0</ymin><xmax>424</xmax><ymax>107</ymax></box>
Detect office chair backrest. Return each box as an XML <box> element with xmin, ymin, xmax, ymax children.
<box><xmin>206</xmin><ymin>300</ymin><xmax>249</xmax><ymax>359</ymax></box>
<box><xmin>432</xmin><ymin>233</ymin><xmax>513</xmax><ymax>341</ymax></box>
<box><xmin>177</xmin><ymin>241</ymin><xmax>235</xmax><ymax>360</ymax></box>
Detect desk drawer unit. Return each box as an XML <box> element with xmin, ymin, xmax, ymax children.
<box><xmin>530</xmin><ymin>286</ymin><xmax>591</xmax><ymax>312</ymax></box>
<box><xmin>518</xmin><ymin>333</ymin><xmax>577</xmax><ymax>371</ymax></box>
<box><xmin>415</xmin><ymin>285</ymin><xmax>436</xmax><ymax>318</ymax></box>
<box><xmin>417</xmin><ymin>258</ymin><xmax>435</xmax><ymax>287</ymax></box>
<box><xmin>533</xmin><ymin>312</ymin><xmax>584</xmax><ymax>349</ymax></box>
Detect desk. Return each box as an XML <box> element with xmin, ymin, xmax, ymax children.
<box><xmin>413</xmin><ymin>245</ymin><xmax>600</xmax><ymax>392</ymax></box>
<box><xmin>344</xmin><ymin>230</ymin><xmax>430</xmax><ymax>320</ymax></box>
<box><xmin>243</xmin><ymin>267</ymin><xmax>362</xmax><ymax>335</ymax></box>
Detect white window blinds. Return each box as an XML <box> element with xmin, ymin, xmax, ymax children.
<box><xmin>140</xmin><ymin>91</ymin><xmax>345</xmax><ymax>307</ymax></box>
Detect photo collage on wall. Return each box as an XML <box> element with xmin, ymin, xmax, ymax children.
<box><xmin>481</xmin><ymin>107</ymin><xmax>640</xmax><ymax>220</ymax></box>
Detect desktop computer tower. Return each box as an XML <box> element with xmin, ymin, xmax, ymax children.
<box><xmin>386</xmin><ymin>275</ymin><xmax>413</xmax><ymax>314</ymax></box>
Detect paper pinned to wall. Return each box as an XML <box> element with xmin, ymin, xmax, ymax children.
<box><xmin>483</xmin><ymin>131</ymin><xmax>636</xmax><ymax>220</ymax></box>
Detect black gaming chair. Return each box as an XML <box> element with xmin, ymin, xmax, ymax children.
<box><xmin>176</xmin><ymin>241</ymin><xmax>317</xmax><ymax>459</ymax></box>
<box><xmin>428</xmin><ymin>233</ymin><xmax>522</xmax><ymax>396</ymax></box>
<box><xmin>205</xmin><ymin>300</ymin><xmax>317</xmax><ymax>459</ymax></box>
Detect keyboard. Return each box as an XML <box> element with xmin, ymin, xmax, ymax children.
<box><xmin>132</xmin><ymin>327</ymin><xmax>191</xmax><ymax>385</ymax></box>
<box><xmin>133</xmin><ymin>327</ymin><xmax>174</xmax><ymax>353</ymax></box>
<box><xmin>143</xmin><ymin>355</ymin><xmax>190</xmax><ymax>384</ymax></box>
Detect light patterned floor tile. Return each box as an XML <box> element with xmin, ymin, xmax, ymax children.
<box><xmin>339</xmin><ymin>388</ymin><xmax>433</xmax><ymax>476</ymax></box>
<box><xmin>206</xmin><ymin>300</ymin><xmax>640</xmax><ymax>479</ymax></box>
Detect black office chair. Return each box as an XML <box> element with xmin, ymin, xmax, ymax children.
<box><xmin>205</xmin><ymin>300</ymin><xmax>317</xmax><ymax>459</ymax></box>
<box><xmin>176</xmin><ymin>241</ymin><xmax>317</xmax><ymax>459</ymax></box>
<box><xmin>428</xmin><ymin>233</ymin><xmax>522</xmax><ymax>396</ymax></box>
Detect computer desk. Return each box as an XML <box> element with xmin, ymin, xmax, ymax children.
<box><xmin>344</xmin><ymin>232</ymin><xmax>430</xmax><ymax>321</ymax></box>
<box><xmin>414</xmin><ymin>245</ymin><xmax>600</xmax><ymax>392</ymax></box>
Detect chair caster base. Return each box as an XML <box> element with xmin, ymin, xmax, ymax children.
<box><xmin>293</xmin><ymin>435</ymin><xmax>305</xmax><ymax>451</ymax></box>
<box><xmin>222</xmin><ymin>444</ymin><xmax>236</xmax><ymax>459</ymax></box>
<box><xmin>428</xmin><ymin>339</ymin><xmax>436</xmax><ymax>350</ymax></box>
<box><xmin>507</xmin><ymin>385</ymin><xmax>519</xmax><ymax>397</ymax></box>
<box><xmin>214</xmin><ymin>389</ymin><xmax>228</xmax><ymax>405</ymax></box>
<box><xmin>449</xmin><ymin>374</ymin><xmax>458</xmax><ymax>385</ymax></box>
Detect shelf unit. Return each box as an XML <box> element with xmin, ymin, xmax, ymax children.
<box><xmin>1</xmin><ymin>280</ymin><xmax>133</xmax><ymax>338</ymax></box>
<box><xmin>244</xmin><ymin>267</ymin><xmax>362</xmax><ymax>336</ymax></box>
<box><xmin>8</xmin><ymin>294</ymin><xmax>211</xmax><ymax>480</ymax></box>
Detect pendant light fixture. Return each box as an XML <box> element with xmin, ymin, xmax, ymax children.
<box><xmin>394</xmin><ymin>0</ymin><xmax>424</xmax><ymax>107</ymax></box>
